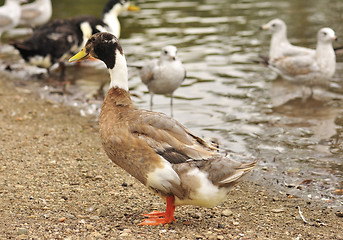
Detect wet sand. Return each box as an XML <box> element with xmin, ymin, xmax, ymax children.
<box><xmin>1</xmin><ymin>76</ymin><xmax>343</xmax><ymax>239</ymax></box>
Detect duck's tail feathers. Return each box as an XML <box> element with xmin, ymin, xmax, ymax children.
<box><xmin>218</xmin><ymin>159</ymin><xmax>258</xmax><ymax>185</ymax></box>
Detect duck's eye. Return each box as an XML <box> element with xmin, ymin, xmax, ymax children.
<box><xmin>271</xmin><ymin>23</ymin><xmax>276</xmax><ymax>27</ymax></box>
<box><xmin>323</xmin><ymin>32</ymin><xmax>327</xmax><ymax>36</ymax></box>
<box><xmin>163</xmin><ymin>50</ymin><xmax>168</xmax><ymax>55</ymax></box>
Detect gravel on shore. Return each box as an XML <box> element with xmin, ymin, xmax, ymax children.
<box><xmin>1</xmin><ymin>77</ymin><xmax>342</xmax><ymax>240</ymax></box>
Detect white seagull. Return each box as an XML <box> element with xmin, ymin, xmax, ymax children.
<box><xmin>261</xmin><ymin>18</ymin><xmax>315</xmax><ymax>60</ymax></box>
<box><xmin>0</xmin><ymin>0</ymin><xmax>25</xmax><ymax>42</ymax></box>
<box><xmin>19</xmin><ymin>0</ymin><xmax>52</xmax><ymax>27</ymax></box>
<box><xmin>269</xmin><ymin>27</ymin><xmax>337</xmax><ymax>89</ymax></box>
<box><xmin>140</xmin><ymin>45</ymin><xmax>186</xmax><ymax>112</ymax></box>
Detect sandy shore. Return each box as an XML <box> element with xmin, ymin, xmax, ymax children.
<box><xmin>0</xmin><ymin>76</ymin><xmax>342</xmax><ymax>240</ymax></box>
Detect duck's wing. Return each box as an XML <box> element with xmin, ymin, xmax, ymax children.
<box><xmin>21</xmin><ymin>8</ymin><xmax>41</xmax><ymax>21</ymax></box>
<box><xmin>0</xmin><ymin>15</ymin><xmax>13</xmax><ymax>27</ymax></box>
<box><xmin>13</xmin><ymin>19</ymin><xmax>79</xmax><ymax>65</ymax></box>
<box><xmin>129</xmin><ymin>109</ymin><xmax>218</xmax><ymax>164</ymax></box>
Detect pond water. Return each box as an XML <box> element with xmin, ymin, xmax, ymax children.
<box><xmin>1</xmin><ymin>0</ymin><xmax>343</xmax><ymax>209</ymax></box>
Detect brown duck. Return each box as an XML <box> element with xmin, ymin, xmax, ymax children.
<box><xmin>69</xmin><ymin>32</ymin><xmax>257</xmax><ymax>226</ymax></box>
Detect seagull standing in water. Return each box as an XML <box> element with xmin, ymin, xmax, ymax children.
<box><xmin>260</xmin><ymin>18</ymin><xmax>315</xmax><ymax>60</ymax></box>
<box><xmin>269</xmin><ymin>27</ymin><xmax>337</xmax><ymax>98</ymax></box>
<box><xmin>140</xmin><ymin>45</ymin><xmax>186</xmax><ymax>115</ymax></box>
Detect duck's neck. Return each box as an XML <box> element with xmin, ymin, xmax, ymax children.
<box><xmin>102</xmin><ymin>5</ymin><xmax>121</xmax><ymax>38</ymax></box>
<box><xmin>108</xmin><ymin>50</ymin><xmax>129</xmax><ymax>91</ymax></box>
<box><xmin>6</xmin><ymin>0</ymin><xmax>20</xmax><ymax>7</ymax></box>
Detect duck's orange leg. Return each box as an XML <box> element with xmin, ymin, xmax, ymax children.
<box><xmin>139</xmin><ymin>195</ymin><xmax>176</xmax><ymax>225</ymax></box>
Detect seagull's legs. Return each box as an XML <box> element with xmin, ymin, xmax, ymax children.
<box><xmin>309</xmin><ymin>87</ymin><xmax>314</xmax><ymax>99</ymax></box>
<box><xmin>150</xmin><ymin>93</ymin><xmax>154</xmax><ymax>110</ymax></box>
<box><xmin>139</xmin><ymin>195</ymin><xmax>176</xmax><ymax>226</ymax></box>
<box><xmin>301</xmin><ymin>86</ymin><xmax>312</xmax><ymax>102</ymax></box>
<box><xmin>170</xmin><ymin>93</ymin><xmax>174</xmax><ymax>117</ymax></box>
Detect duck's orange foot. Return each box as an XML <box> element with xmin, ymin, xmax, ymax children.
<box><xmin>139</xmin><ymin>196</ymin><xmax>176</xmax><ymax>226</ymax></box>
<box><xmin>142</xmin><ymin>210</ymin><xmax>166</xmax><ymax>218</ymax></box>
<box><xmin>139</xmin><ymin>211</ymin><xmax>175</xmax><ymax>225</ymax></box>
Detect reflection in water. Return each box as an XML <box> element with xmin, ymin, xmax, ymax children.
<box><xmin>1</xmin><ymin>0</ymin><xmax>343</xmax><ymax>206</ymax></box>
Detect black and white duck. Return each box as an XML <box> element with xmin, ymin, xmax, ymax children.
<box><xmin>12</xmin><ymin>0</ymin><xmax>139</xmax><ymax>78</ymax></box>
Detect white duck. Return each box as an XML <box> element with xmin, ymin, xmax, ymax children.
<box><xmin>19</xmin><ymin>0</ymin><xmax>52</xmax><ymax>27</ymax></box>
<box><xmin>99</xmin><ymin>0</ymin><xmax>139</xmax><ymax>39</ymax></box>
<box><xmin>0</xmin><ymin>0</ymin><xmax>25</xmax><ymax>42</ymax></box>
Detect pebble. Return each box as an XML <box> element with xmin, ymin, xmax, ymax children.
<box><xmin>119</xmin><ymin>229</ymin><xmax>132</xmax><ymax>237</ymax></box>
<box><xmin>96</xmin><ymin>207</ymin><xmax>108</xmax><ymax>217</ymax></box>
<box><xmin>333</xmin><ymin>189</ymin><xmax>343</xmax><ymax>195</ymax></box>
<box><xmin>17</xmin><ymin>228</ymin><xmax>28</xmax><ymax>235</ymax></box>
<box><xmin>217</xmin><ymin>223</ymin><xmax>224</xmax><ymax>229</ymax></box>
<box><xmin>207</xmin><ymin>235</ymin><xmax>217</xmax><ymax>240</ymax></box>
<box><xmin>122</xmin><ymin>182</ymin><xmax>128</xmax><ymax>187</ymax></box>
<box><xmin>90</xmin><ymin>215</ymin><xmax>100</xmax><ymax>220</ymax></box>
<box><xmin>183</xmin><ymin>221</ymin><xmax>191</xmax><ymax>226</ymax></box>
<box><xmin>93</xmin><ymin>175</ymin><xmax>103</xmax><ymax>181</ymax></box>
<box><xmin>59</xmin><ymin>217</ymin><xmax>66</xmax><ymax>222</ymax></box>
<box><xmin>221</xmin><ymin>209</ymin><xmax>233</xmax><ymax>217</ymax></box>
<box><xmin>66</xmin><ymin>213</ymin><xmax>76</xmax><ymax>219</ymax></box>
<box><xmin>192</xmin><ymin>212</ymin><xmax>202</xmax><ymax>219</ymax></box>
<box><xmin>232</xmin><ymin>221</ymin><xmax>239</xmax><ymax>226</ymax></box>
<box><xmin>85</xmin><ymin>224</ymin><xmax>93</xmax><ymax>230</ymax></box>
<box><xmin>90</xmin><ymin>231</ymin><xmax>103</xmax><ymax>239</ymax></box>
<box><xmin>271</xmin><ymin>208</ymin><xmax>285</xmax><ymax>213</ymax></box>
<box><xmin>16</xmin><ymin>234</ymin><xmax>27</xmax><ymax>239</ymax></box>
<box><xmin>336</xmin><ymin>212</ymin><xmax>343</xmax><ymax>218</ymax></box>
